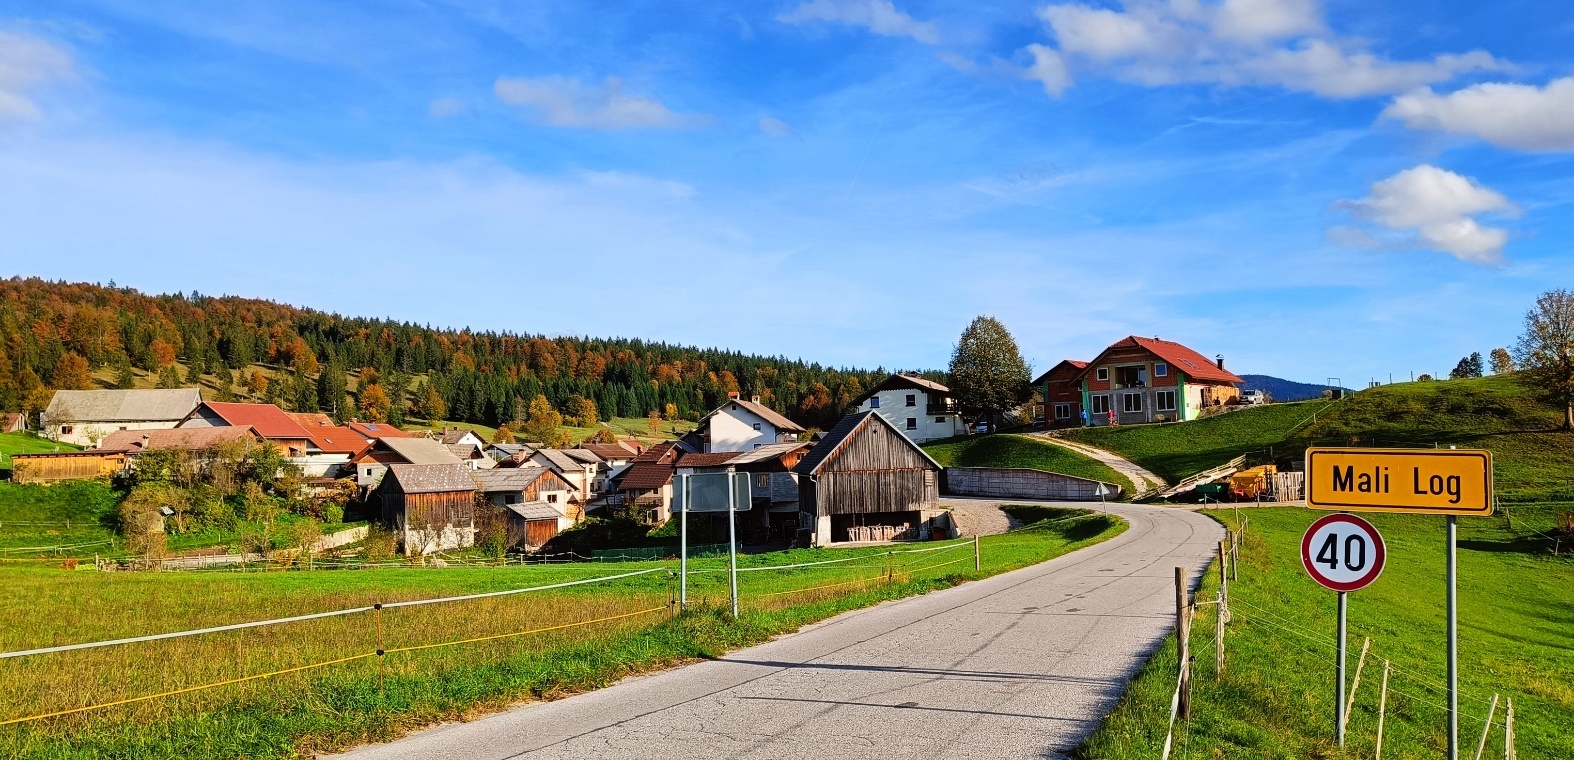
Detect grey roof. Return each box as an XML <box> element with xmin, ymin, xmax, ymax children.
<box><xmin>471</xmin><ymin>467</ymin><xmax>558</xmax><ymax>493</ymax></box>
<box><xmin>439</xmin><ymin>429</ymin><xmax>482</xmax><ymax>444</ymax></box>
<box><xmin>563</xmin><ymin>449</ymin><xmax>603</xmax><ymax>464</ymax></box>
<box><xmin>699</xmin><ymin>398</ymin><xmax>806</xmax><ymax>434</ymax></box>
<box><xmin>729</xmin><ymin>442</ymin><xmax>812</xmax><ymax>465</ymax></box>
<box><xmin>386</xmin><ymin>463</ymin><xmax>476</xmax><ymax>494</ymax></box>
<box><xmin>793</xmin><ymin>411</ymin><xmax>944</xmax><ymax>476</ymax></box>
<box><xmin>380</xmin><ymin>437</ymin><xmax>465</xmax><ymax>465</ymax></box>
<box><xmin>446</xmin><ymin>443</ymin><xmax>484</xmax><ymax>459</ymax></box>
<box><xmin>44</xmin><ymin>389</ymin><xmax>202</xmax><ymax>424</ymax></box>
<box><xmin>850</xmin><ymin>374</ymin><xmax>952</xmax><ymax>408</ymax></box>
<box><xmin>504</xmin><ymin>502</ymin><xmax>563</xmax><ymax>521</ymax></box>
<box><xmin>486</xmin><ymin>443</ymin><xmax>532</xmax><ymax>458</ymax></box>
<box><xmin>532</xmin><ymin>449</ymin><xmax>587</xmax><ymax>471</ymax></box>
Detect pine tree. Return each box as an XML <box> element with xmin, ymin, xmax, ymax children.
<box><xmin>317</xmin><ymin>362</ymin><xmax>348</xmax><ymax>421</ymax></box>
<box><xmin>948</xmin><ymin>316</ymin><xmax>1032</xmax><ymax>432</ymax></box>
<box><xmin>113</xmin><ymin>354</ymin><xmax>136</xmax><ymax>390</ymax></box>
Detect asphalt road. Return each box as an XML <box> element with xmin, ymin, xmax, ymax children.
<box><xmin>331</xmin><ymin>501</ymin><xmax>1223</xmax><ymax>760</ymax></box>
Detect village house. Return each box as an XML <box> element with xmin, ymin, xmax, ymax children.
<box><xmin>376</xmin><ymin>462</ymin><xmax>477</xmax><ymax>555</ymax></box>
<box><xmin>471</xmin><ymin>467</ymin><xmax>581</xmax><ymax>549</ymax></box>
<box><xmin>673</xmin><ymin>442</ymin><xmax>811</xmax><ymax>543</ymax></box>
<box><xmin>682</xmin><ymin>393</ymin><xmax>806</xmax><ymax>453</ymax></box>
<box><xmin>516</xmin><ymin>448</ymin><xmax>600</xmax><ymax>502</ymax></box>
<box><xmin>850</xmin><ymin>374</ymin><xmax>967</xmax><ymax>443</ymax></box>
<box><xmin>484</xmin><ymin>442</ymin><xmax>532</xmax><ymax>461</ymax></box>
<box><xmin>2</xmin><ymin>413</ymin><xmax>25</xmax><ymax>433</ymax></box>
<box><xmin>1033</xmin><ymin>360</ymin><xmax>1090</xmax><ymax>428</ymax></box>
<box><xmin>446</xmin><ymin>443</ymin><xmax>495</xmax><ymax>469</ymax></box>
<box><xmin>42</xmin><ymin>388</ymin><xmax>203</xmax><ymax>447</ymax></box>
<box><xmin>1072</xmin><ymin>336</ymin><xmax>1244</xmax><ymax>426</ymax></box>
<box><xmin>612</xmin><ymin>441</ymin><xmax>681</xmax><ymax>523</ymax></box>
<box><xmin>794</xmin><ymin>411</ymin><xmax>947</xmax><ymax>546</ymax></box>
<box><xmin>347</xmin><ymin>420</ymin><xmax>410</xmax><ymax>441</ymax></box>
<box><xmin>438</xmin><ymin>428</ymin><xmax>487</xmax><ymax>449</ymax></box>
<box><xmin>178</xmin><ymin>401</ymin><xmax>312</xmax><ymax>455</ymax></box>
<box><xmin>577</xmin><ymin>441</ymin><xmax>639</xmax><ymax>493</ymax></box>
<box><xmin>99</xmin><ymin>425</ymin><xmax>265</xmax><ymax>455</ymax></box>
<box><xmin>353</xmin><ymin>436</ymin><xmax>466</xmax><ymax>487</ymax></box>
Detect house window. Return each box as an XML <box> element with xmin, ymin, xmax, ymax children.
<box><xmin>935</xmin><ymin>417</ymin><xmax>946</xmax><ymax>423</ymax></box>
<box><xmin>1095</xmin><ymin>368</ymin><xmax>1109</xmax><ymax>381</ymax></box>
<box><xmin>61</xmin><ymin>425</ymin><xmax>74</xmax><ymax>435</ymax></box>
<box><xmin>906</xmin><ymin>418</ymin><xmax>917</xmax><ymax>430</ymax></box>
<box><xmin>1156</xmin><ymin>390</ymin><xmax>1177</xmax><ymax>411</ymax></box>
<box><xmin>1054</xmin><ymin>403</ymin><xmax>1071</xmax><ymax>420</ymax></box>
<box><xmin>1090</xmin><ymin>395</ymin><xmax>1110</xmax><ymax>414</ymax></box>
<box><xmin>752</xmin><ymin>422</ymin><xmax>761</xmax><ymax>431</ymax></box>
<box><xmin>756</xmin><ymin>473</ymin><xmax>770</xmax><ymax>488</ymax></box>
<box><xmin>1116</xmin><ymin>366</ymin><xmax>1148</xmax><ymax>388</ymax></box>
<box><xmin>1155</xmin><ymin>363</ymin><xmax>1168</xmax><ymax>377</ymax></box>
<box><xmin>905</xmin><ymin>394</ymin><xmax>916</xmax><ymax>407</ymax></box>
<box><xmin>548</xmin><ymin>494</ymin><xmax>558</xmax><ymax>503</ymax></box>
<box><xmin>754</xmin><ymin>443</ymin><xmax>762</xmax><ymax>449</ymax></box>
<box><xmin>1123</xmin><ymin>393</ymin><xmax>1143</xmax><ymax>413</ymax></box>
<box><xmin>870</xmin><ymin>396</ymin><xmax>880</xmax><ymax>408</ymax></box>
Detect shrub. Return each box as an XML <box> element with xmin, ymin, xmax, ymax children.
<box><xmin>363</xmin><ymin>526</ymin><xmax>398</xmax><ymax>561</ymax></box>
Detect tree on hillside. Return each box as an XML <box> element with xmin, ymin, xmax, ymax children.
<box><xmin>359</xmin><ymin>383</ymin><xmax>391</xmax><ymax>422</ymax></box>
<box><xmin>1449</xmin><ymin>352</ymin><xmax>1484</xmax><ymax>379</ymax></box>
<box><xmin>156</xmin><ymin>364</ymin><xmax>183</xmax><ymax>389</ymax></box>
<box><xmin>52</xmin><ymin>352</ymin><xmax>94</xmax><ymax>390</ymax></box>
<box><xmin>569</xmin><ymin>396</ymin><xmax>598</xmax><ymax>428</ymax></box>
<box><xmin>491</xmin><ymin>424</ymin><xmax>516</xmax><ymax>444</ymax></box>
<box><xmin>1489</xmin><ymin>347</ymin><xmax>1515</xmax><ymax>374</ymax></box>
<box><xmin>316</xmin><ymin>361</ymin><xmax>348</xmax><ymax>420</ymax></box>
<box><xmin>521</xmin><ymin>394</ymin><xmax>567</xmax><ymax>447</ymax></box>
<box><xmin>948</xmin><ymin>316</ymin><xmax>1032</xmax><ymax>433</ymax></box>
<box><xmin>1514</xmin><ymin>288</ymin><xmax>1574</xmax><ymax>429</ymax></box>
<box><xmin>415</xmin><ymin>380</ymin><xmax>446</xmax><ymax>422</ymax></box>
<box><xmin>112</xmin><ymin>354</ymin><xmax>136</xmax><ymax>390</ymax></box>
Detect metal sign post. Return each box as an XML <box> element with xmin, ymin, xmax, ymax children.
<box><xmin>1306</xmin><ymin>447</ymin><xmax>1492</xmax><ymax>760</ymax></box>
<box><xmin>1095</xmin><ymin>482</ymin><xmax>1108</xmax><ymax>513</ymax></box>
<box><xmin>680</xmin><ymin>476</ymin><xmax>690</xmax><ymax>610</ymax></box>
<box><xmin>727</xmin><ymin>468</ymin><xmax>739</xmax><ymax>619</ymax></box>
<box><xmin>1301</xmin><ymin>512</ymin><xmax>1387</xmax><ymax>748</ymax></box>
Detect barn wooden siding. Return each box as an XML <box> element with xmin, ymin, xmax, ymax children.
<box><xmin>811</xmin><ymin>421</ymin><xmax>938</xmax><ymax>515</ymax></box>
<box><xmin>10</xmin><ymin>452</ymin><xmax>125</xmax><ymax>483</ymax></box>
<box><xmin>506</xmin><ymin>518</ymin><xmax>559</xmax><ymax>549</ymax></box>
<box><xmin>385</xmin><ymin>491</ymin><xmax>475</xmax><ymax>530</ymax></box>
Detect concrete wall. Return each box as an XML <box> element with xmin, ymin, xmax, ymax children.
<box><xmin>945</xmin><ymin>467</ymin><xmax>1122</xmax><ymax>501</ymax></box>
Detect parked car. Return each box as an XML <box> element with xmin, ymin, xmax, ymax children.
<box><xmin>1241</xmin><ymin>390</ymin><xmax>1268</xmax><ymax>405</ymax></box>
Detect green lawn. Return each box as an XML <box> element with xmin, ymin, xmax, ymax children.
<box><xmin>0</xmin><ymin>481</ymin><xmax>120</xmax><ymax>553</ymax></box>
<box><xmin>923</xmin><ymin>434</ymin><xmax>1136</xmax><ymax>495</ymax></box>
<box><xmin>0</xmin><ymin>509</ymin><xmax>1124</xmax><ymax>759</ymax></box>
<box><xmin>1061</xmin><ymin>401</ymin><xmax>1333</xmax><ymax>482</ymax></box>
<box><xmin>1078</xmin><ymin>506</ymin><xmax>1573</xmax><ymax>759</ymax></box>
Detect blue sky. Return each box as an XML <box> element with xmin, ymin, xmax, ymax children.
<box><xmin>3</xmin><ymin>1</ymin><xmax>1574</xmax><ymax>385</ymax></box>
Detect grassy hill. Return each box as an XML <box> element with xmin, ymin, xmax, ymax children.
<box><xmin>0</xmin><ymin>432</ymin><xmax>79</xmax><ymax>471</ymax></box>
<box><xmin>924</xmin><ymin>434</ymin><xmax>1136</xmax><ymax>495</ymax></box>
<box><xmin>1060</xmin><ymin>401</ymin><xmax>1333</xmax><ymax>483</ymax></box>
<box><xmin>1079</xmin><ymin>374</ymin><xmax>1574</xmax><ymax>758</ymax></box>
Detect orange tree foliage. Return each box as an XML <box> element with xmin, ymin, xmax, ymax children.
<box><xmin>0</xmin><ymin>277</ymin><xmax>895</xmax><ymax>428</ymax></box>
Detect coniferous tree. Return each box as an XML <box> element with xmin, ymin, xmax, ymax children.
<box><xmin>112</xmin><ymin>354</ymin><xmax>136</xmax><ymax>390</ymax></box>
<box><xmin>316</xmin><ymin>361</ymin><xmax>349</xmax><ymax>421</ymax></box>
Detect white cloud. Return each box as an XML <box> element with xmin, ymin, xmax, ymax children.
<box><xmin>0</xmin><ymin>30</ymin><xmax>76</xmax><ymax>120</ymax></box>
<box><xmin>1024</xmin><ymin>44</ymin><xmax>1073</xmax><ymax>96</ymax></box>
<box><xmin>1333</xmin><ymin>165</ymin><xmax>1516</xmax><ymax>263</ymax></box>
<box><xmin>1381</xmin><ymin>77</ymin><xmax>1574</xmax><ymax>152</ymax></box>
<box><xmin>427</xmin><ymin>97</ymin><xmax>465</xmax><ymax>118</ymax></box>
<box><xmin>778</xmin><ymin>0</ymin><xmax>941</xmax><ymax>45</ymax></box>
<box><xmin>758</xmin><ymin>116</ymin><xmax>792</xmax><ymax>137</ymax></box>
<box><xmin>493</xmin><ymin>75</ymin><xmax>709</xmax><ymax>130</ymax></box>
<box><xmin>1025</xmin><ymin>0</ymin><xmax>1506</xmax><ymax>99</ymax></box>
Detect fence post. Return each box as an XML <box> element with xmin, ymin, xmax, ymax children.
<box><xmin>1474</xmin><ymin>694</ymin><xmax>1499</xmax><ymax>760</ymax></box>
<box><xmin>1175</xmin><ymin>566</ymin><xmax>1191</xmax><ymax>720</ymax></box>
<box><xmin>974</xmin><ymin>535</ymin><xmax>981</xmax><ymax>572</ymax></box>
<box><xmin>1342</xmin><ymin>637</ymin><xmax>1370</xmax><ymax>736</ymax></box>
<box><xmin>1215</xmin><ymin>586</ymin><xmax>1225</xmax><ymax>678</ymax></box>
<box><xmin>374</xmin><ymin>602</ymin><xmax>386</xmax><ymax>696</ymax></box>
<box><xmin>1504</xmin><ymin>699</ymin><xmax>1515</xmax><ymax>759</ymax></box>
<box><xmin>1376</xmin><ymin>660</ymin><xmax>1391</xmax><ymax>760</ymax></box>
<box><xmin>1218</xmin><ymin>540</ymin><xmax>1230</xmax><ymax>623</ymax></box>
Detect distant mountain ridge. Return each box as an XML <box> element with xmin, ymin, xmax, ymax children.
<box><xmin>1237</xmin><ymin>374</ymin><xmax>1348</xmax><ymax>402</ymax></box>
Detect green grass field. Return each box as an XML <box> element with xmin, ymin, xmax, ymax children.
<box><xmin>0</xmin><ymin>508</ymin><xmax>1124</xmax><ymax>759</ymax></box>
<box><xmin>923</xmin><ymin>434</ymin><xmax>1136</xmax><ymax>494</ymax></box>
<box><xmin>1060</xmin><ymin>401</ymin><xmax>1333</xmax><ymax>483</ymax></box>
<box><xmin>1078</xmin><ymin>506</ymin><xmax>1572</xmax><ymax>759</ymax></box>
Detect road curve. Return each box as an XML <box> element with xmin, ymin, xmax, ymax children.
<box><xmin>331</xmin><ymin>501</ymin><xmax>1223</xmax><ymax>760</ymax></box>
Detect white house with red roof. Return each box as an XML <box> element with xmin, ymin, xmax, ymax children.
<box><xmin>1073</xmin><ymin>336</ymin><xmax>1244</xmax><ymax>426</ymax></box>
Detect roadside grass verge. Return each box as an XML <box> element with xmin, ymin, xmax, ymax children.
<box><xmin>0</xmin><ymin>508</ymin><xmax>1124</xmax><ymax>759</ymax></box>
<box><xmin>1076</xmin><ymin>506</ymin><xmax>1573</xmax><ymax>759</ymax></box>
<box><xmin>923</xmin><ymin>434</ymin><xmax>1135</xmax><ymax>494</ymax></box>
<box><xmin>1060</xmin><ymin>401</ymin><xmax>1331</xmax><ymax>483</ymax></box>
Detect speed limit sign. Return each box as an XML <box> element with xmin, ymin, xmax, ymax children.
<box><xmin>1301</xmin><ymin>513</ymin><xmax>1386</xmax><ymax>592</ymax></box>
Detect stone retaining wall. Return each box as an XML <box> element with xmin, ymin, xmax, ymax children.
<box><xmin>945</xmin><ymin>467</ymin><xmax>1121</xmax><ymax>501</ymax></box>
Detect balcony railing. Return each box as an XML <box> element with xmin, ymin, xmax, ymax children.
<box><xmin>926</xmin><ymin>402</ymin><xmax>958</xmax><ymax>415</ymax></box>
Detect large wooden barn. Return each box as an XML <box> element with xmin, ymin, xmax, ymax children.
<box><xmin>793</xmin><ymin>411</ymin><xmax>948</xmax><ymax>546</ymax></box>
<box><xmin>376</xmin><ymin>463</ymin><xmax>477</xmax><ymax>555</ymax></box>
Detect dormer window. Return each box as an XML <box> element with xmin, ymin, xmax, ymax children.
<box><xmin>1096</xmin><ymin>368</ymin><xmax>1109</xmax><ymax>381</ymax></box>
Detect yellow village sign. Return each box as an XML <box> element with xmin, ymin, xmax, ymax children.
<box><xmin>1305</xmin><ymin>448</ymin><xmax>1493</xmax><ymax>516</ymax></box>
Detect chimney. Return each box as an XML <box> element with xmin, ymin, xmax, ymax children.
<box><xmin>1216</xmin><ymin>354</ymin><xmax>1225</xmax><ymax>370</ymax></box>
<box><xmin>751</xmin><ymin>395</ymin><xmax>761</xmax><ymax>404</ymax></box>
<box><xmin>727</xmin><ymin>391</ymin><xmax>740</xmax><ymax>400</ymax></box>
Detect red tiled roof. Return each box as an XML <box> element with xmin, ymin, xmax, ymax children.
<box><xmin>1085</xmin><ymin>336</ymin><xmax>1243</xmax><ymax>385</ymax></box>
<box><xmin>286</xmin><ymin>412</ymin><xmax>336</xmax><ymax>428</ymax></box>
<box><xmin>347</xmin><ymin>421</ymin><xmax>411</xmax><ymax>439</ymax></box>
<box><xmin>617</xmin><ymin>462</ymin><xmax>674</xmax><ymax>490</ymax></box>
<box><xmin>677</xmin><ymin>452</ymin><xmax>742</xmax><ymax>468</ymax></box>
<box><xmin>100</xmin><ymin>426</ymin><xmax>262</xmax><ymax>453</ymax></box>
<box><xmin>634</xmin><ymin>441</ymin><xmax>679</xmax><ymax>464</ymax></box>
<box><xmin>304</xmin><ymin>426</ymin><xmax>372</xmax><ymax>455</ymax></box>
<box><xmin>200</xmin><ymin>402</ymin><xmax>312</xmax><ymax>440</ymax></box>
<box><xmin>1032</xmin><ymin>359</ymin><xmax>1089</xmax><ymax>386</ymax></box>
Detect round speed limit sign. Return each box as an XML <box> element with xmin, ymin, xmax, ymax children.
<box><xmin>1301</xmin><ymin>513</ymin><xmax>1387</xmax><ymax>592</ymax></box>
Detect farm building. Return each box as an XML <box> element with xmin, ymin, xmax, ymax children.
<box><xmin>682</xmin><ymin>393</ymin><xmax>806</xmax><ymax>453</ymax></box>
<box><xmin>99</xmin><ymin>426</ymin><xmax>264</xmax><ymax>454</ymax></box>
<box><xmin>438</xmin><ymin>428</ymin><xmax>487</xmax><ymax>449</ymax></box>
<box><xmin>613</xmin><ymin>442</ymin><xmax>681</xmax><ymax>523</ymax></box>
<box><xmin>2</xmin><ymin>413</ymin><xmax>24</xmax><ymax>433</ymax></box>
<box><xmin>9</xmin><ymin>450</ymin><xmax>126</xmax><ymax>483</ymax></box>
<box><xmin>674</xmin><ymin>442</ymin><xmax>812</xmax><ymax>544</ymax></box>
<box><xmin>178</xmin><ymin>401</ymin><xmax>312</xmax><ymax>455</ymax></box>
<box><xmin>353</xmin><ymin>437</ymin><xmax>464</xmax><ymax>487</ymax></box>
<box><xmin>1076</xmin><ymin>336</ymin><xmax>1243</xmax><ymax>426</ymax></box>
<box><xmin>1034</xmin><ymin>360</ymin><xmax>1089</xmax><ymax>428</ymax></box>
<box><xmin>518</xmin><ymin>448</ymin><xmax>601</xmax><ymax>502</ymax></box>
<box><xmin>849</xmin><ymin>374</ymin><xmax>967</xmax><ymax>443</ymax></box>
<box><xmin>471</xmin><ymin>467</ymin><xmax>581</xmax><ymax>549</ymax></box>
<box><xmin>793</xmin><ymin>411</ymin><xmax>948</xmax><ymax>546</ymax></box>
<box><xmin>42</xmin><ymin>388</ymin><xmax>203</xmax><ymax>447</ymax></box>
<box><xmin>377</xmin><ymin>463</ymin><xmax>478</xmax><ymax>555</ymax></box>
